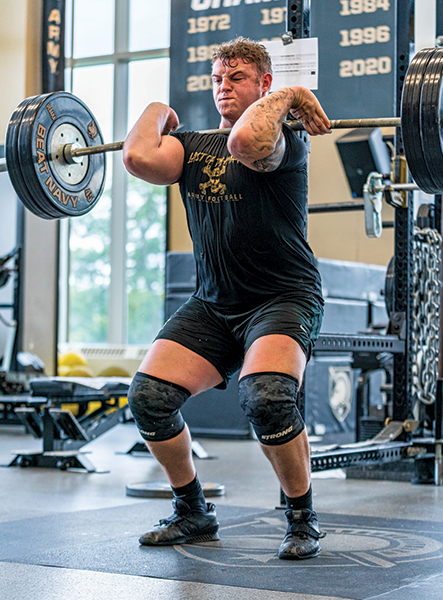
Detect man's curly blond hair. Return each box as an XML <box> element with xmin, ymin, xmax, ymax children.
<box><xmin>211</xmin><ymin>37</ymin><xmax>273</xmax><ymax>78</ymax></box>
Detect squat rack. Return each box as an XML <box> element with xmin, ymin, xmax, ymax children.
<box><xmin>288</xmin><ymin>0</ymin><xmax>443</xmax><ymax>483</ymax></box>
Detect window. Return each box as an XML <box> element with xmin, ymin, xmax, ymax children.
<box><xmin>61</xmin><ymin>0</ymin><xmax>170</xmax><ymax>346</ymax></box>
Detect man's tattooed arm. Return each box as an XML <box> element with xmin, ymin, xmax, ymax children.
<box><xmin>228</xmin><ymin>87</ymin><xmax>331</xmax><ymax>172</ymax></box>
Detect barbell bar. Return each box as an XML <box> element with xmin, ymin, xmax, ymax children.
<box><xmin>0</xmin><ymin>116</ymin><xmax>403</xmax><ymax>168</ymax></box>
<box><xmin>59</xmin><ymin>117</ymin><xmax>402</xmax><ymax>162</ymax></box>
<box><xmin>0</xmin><ymin>46</ymin><xmax>443</xmax><ymax>220</ymax></box>
<box><xmin>0</xmin><ymin>116</ymin><xmax>404</xmax><ymax>170</ymax></box>
<box><xmin>0</xmin><ymin>117</ymin><xmax>401</xmax><ymax>172</ymax></box>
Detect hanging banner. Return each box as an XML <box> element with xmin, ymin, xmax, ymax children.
<box><xmin>169</xmin><ymin>0</ymin><xmax>397</xmax><ymax>131</ymax></box>
<box><xmin>311</xmin><ymin>0</ymin><xmax>397</xmax><ymax>119</ymax></box>
<box><xmin>170</xmin><ymin>0</ymin><xmax>289</xmax><ymax>131</ymax></box>
<box><xmin>42</xmin><ymin>0</ymin><xmax>66</xmax><ymax>93</ymax></box>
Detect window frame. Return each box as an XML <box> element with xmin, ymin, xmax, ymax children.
<box><xmin>59</xmin><ymin>0</ymin><xmax>169</xmax><ymax>346</ymax></box>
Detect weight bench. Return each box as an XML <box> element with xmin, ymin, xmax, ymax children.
<box><xmin>9</xmin><ymin>377</ymin><xmax>131</xmax><ymax>472</ymax></box>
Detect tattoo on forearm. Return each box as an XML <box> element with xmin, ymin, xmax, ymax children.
<box><xmin>236</xmin><ymin>89</ymin><xmax>295</xmax><ymax>171</ymax></box>
<box><xmin>251</xmin><ymin>135</ymin><xmax>285</xmax><ymax>172</ymax></box>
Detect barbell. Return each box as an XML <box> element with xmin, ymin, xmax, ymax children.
<box><xmin>1</xmin><ymin>46</ymin><xmax>443</xmax><ymax>220</ymax></box>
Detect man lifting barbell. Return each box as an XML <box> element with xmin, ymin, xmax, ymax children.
<box><xmin>2</xmin><ymin>46</ymin><xmax>443</xmax><ymax>218</ymax></box>
<box><xmin>122</xmin><ymin>36</ymin><xmax>331</xmax><ymax>560</ymax></box>
<box><xmin>1</xmin><ymin>37</ymin><xmax>440</xmax><ymax>556</ymax></box>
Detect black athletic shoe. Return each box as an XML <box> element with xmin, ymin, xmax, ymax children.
<box><xmin>278</xmin><ymin>508</ymin><xmax>325</xmax><ymax>560</ymax></box>
<box><xmin>139</xmin><ymin>498</ymin><xmax>220</xmax><ymax>546</ymax></box>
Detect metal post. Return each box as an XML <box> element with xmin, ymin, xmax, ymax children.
<box><xmin>392</xmin><ymin>0</ymin><xmax>415</xmax><ymax>426</ymax></box>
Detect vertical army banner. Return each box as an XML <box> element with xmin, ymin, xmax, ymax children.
<box><xmin>169</xmin><ymin>0</ymin><xmax>397</xmax><ymax>130</ymax></box>
<box><xmin>42</xmin><ymin>0</ymin><xmax>66</xmax><ymax>93</ymax></box>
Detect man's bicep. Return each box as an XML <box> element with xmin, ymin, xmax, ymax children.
<box><xmin>152</xmin><ymin>135</ymin><xmax>185</xmax><ymax>184</ymax></box>
<box><xmin>124</xmin><ymin>134</ymin><xmax>184</xmax><ymax>185</ymax></box>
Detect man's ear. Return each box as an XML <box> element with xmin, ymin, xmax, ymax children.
<box><xmin>261</xmin><ymin>73</ymin><xmax>273</xmax><ymax>95</ymax></box>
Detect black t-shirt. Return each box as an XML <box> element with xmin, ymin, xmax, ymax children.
<box><xmin>171</xmin><ymin>124</ymin><xmax>323</xmax><ymax>308</ymax></box>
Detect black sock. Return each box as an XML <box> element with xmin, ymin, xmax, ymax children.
<box><xmin>285</xmin><ymin>486</ymin><xmax>313</xmax><ymax>511</ymax></box>
<box><xmin>172</xmin><ymin>476</ymin><xmax>207</xmax><ymax>512</ymax></box>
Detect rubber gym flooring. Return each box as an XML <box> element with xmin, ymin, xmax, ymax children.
<box><xmin>1</xmin><ymin>422</ymin><xmax>443</xmax><ymax>600</ymax></box>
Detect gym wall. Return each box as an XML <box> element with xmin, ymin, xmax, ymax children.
<box><xmin>0</xmin><ymin>1</ymin><xmax>27</xmax><ymax>140</ymax></box>
<box><xmin>1</xmin><ymin>1</ymin><xmax>397</xmax><ymax>373</ymax></box>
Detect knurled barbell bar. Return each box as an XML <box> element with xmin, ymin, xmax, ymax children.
<box><xmin>1</xmin><ymin>46</ymin><xmax>443</xmax><ymax>220</ymax></box>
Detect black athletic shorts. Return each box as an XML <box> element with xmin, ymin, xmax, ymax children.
<box><xmin>155</xmin><ymin>292</ymin><xmax>323</xmax><ymax>389</ymax></box>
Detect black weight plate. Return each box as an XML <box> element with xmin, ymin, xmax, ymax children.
<box><xmin>401</xmin><ymin>49</ymin><xmax>438</xmax><ymax>192</ymax></box>
<box><xmin>402</xmin><ymin>49</ymin><xmax>440</xmax><ymax>193</ymax></box>
<box><xmin>17</xmin><ymin>93</ymin><xmax>59</xmax><ymax>219</ymax></box>
<box><xmin>18</xmin><ymin>93</ymin><xmax>71</xmax><ymax>219</ymax></box>
<box><xmin>20</xmin><ymin>92</ymin><xmax>91</xmax><ymax>219</ymax></box>
<box><xmin>18</xmin><ymin>92</ymin><xmax>106</xmax><ymax>219</ymax></box>
<box><xmin>125</xmin><ymin>481</ymin><xmax>225</xmax><ymax>498</ymax></box>
<box><xmin>4</xmin><ymin>96</ymin><xmax>50</xmax><ymax>219</ymax></box>
<box><xmin>401</xmin><ymin>48</ymin><xmax>440</xmax><ymax>194</ymax></box>
<box><xmin>420</xmin><ymin>48</ymin><xmax>443</xmax><ymax>191</ymax></box>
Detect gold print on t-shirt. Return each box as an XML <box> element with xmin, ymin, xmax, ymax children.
<box><xmin>199</xmin><ymin>157</ymin><xmax>227</xmax><ymax>196</ymax></box>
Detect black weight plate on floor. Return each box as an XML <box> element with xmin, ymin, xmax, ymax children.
<box><xmin>18</xmin><ymin>92</ymin><xmax>106</xmax><ymax>219</ymax></box>
<box><xmin>420</xmin><ymin>48</ymin><xmax>443</xmax><ymax>191</ymax></box>
<box><xmin>401</xmin><ymin>48</ymin><xmax>440</xmax><ymax>194</ymax></box>
<box><xmin>17</xmin><ymin>93</ymin><xmax>59</xmax><ymax>219</ymax></box>
<box><xmin>125</xmin><ymin>481</ymin><xmax>226</xmax><ymax>498</ymax></box>
<box><xmin>4</xmin><ymin>96</ymin><xmax>49</xmax><ymax>219</ymax></box>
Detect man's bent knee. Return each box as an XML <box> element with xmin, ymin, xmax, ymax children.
<box><xmin>127</xmin><ymin>372</ymin><xmax>191</xmax><ymax>441</ymax></box>
<box><xmin>238</xmin><ymin>372</ymin><xmax>305</xmax><ymax>445</ymax></box>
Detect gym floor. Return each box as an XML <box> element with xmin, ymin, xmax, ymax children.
<box><xmin>1</xmin><ymin>421</ymin><xmax>443</xmax><ymax>600</ymax></box>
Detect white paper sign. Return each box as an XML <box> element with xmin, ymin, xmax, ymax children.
<box><xmin>263</xmin><ymin>38</ymin><xmax>319</xmax><ymax>91</ymax></box>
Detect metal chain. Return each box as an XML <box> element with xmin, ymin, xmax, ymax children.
<box><xmin>411</xmin><ymin>227</ymin><xmax>442</xmax><ymax>404</ymax></box>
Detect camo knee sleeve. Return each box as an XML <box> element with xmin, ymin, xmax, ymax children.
<box><xmin>238</xmin><ymin>372</ymin><xmax>304</xmax><ymax>445</ymax></box>
<box><xmin>127</xmin><ymin>372</ymin><xmax>190</xmax><ymax>442</ymax></box>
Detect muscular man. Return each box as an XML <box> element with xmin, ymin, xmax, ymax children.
<box><xmin>123</xmin><ymin>37</ymin><xmax>331</xmax><ymax>560</ymax></box>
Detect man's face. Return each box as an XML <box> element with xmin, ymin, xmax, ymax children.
<box><xmin>212</xmin><ymin>58</ymin><xmax>270</xmax><ymax>128</ymax></box>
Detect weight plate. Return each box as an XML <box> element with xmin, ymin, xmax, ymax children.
<box><xmin>17</xmin><ymin>93</ymin><xmax>60</xmax><ymax>219</ymax></box>
<box><xmin>401</xmin><ymin>48</ymin><xmax>440</xmax><ymax>194</ymax></box>
<box><xmin>5</xmin><ymin>95</ymin><xmax>51</xmax><ymax>219</ymax></box>
<box><xmin>18</xmin><ymin>92</ymin><xmax>106</xmax><ymax>219</ymax></box>
<box><xmin>420</xmin><ymin>48</ymin><xmax>443</xmax><ymax>191</ymax></box>
<box><xmin>18</xmin><ymin>93</ymin><xmax>88</xmax><ymax>219</ymax></box>
<box><xmin>125</xmin><ymin>481</ymin><xmax>226</xmax><ymax>498</ymax></box>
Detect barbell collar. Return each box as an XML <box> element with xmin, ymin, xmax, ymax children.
<box><xmin>63</xmin><ymin>142</ymin><xmax>84</xmax><ymax>165</ymax></box>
